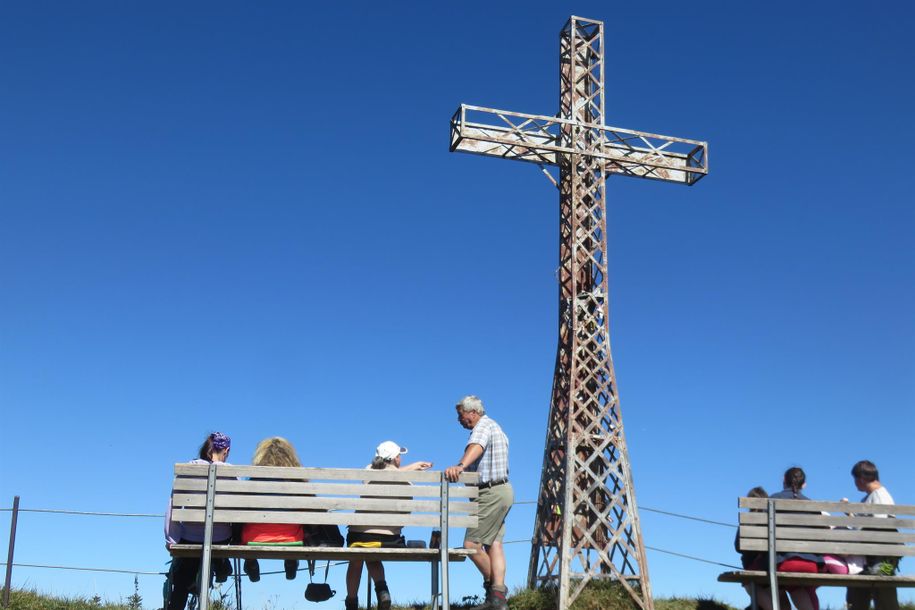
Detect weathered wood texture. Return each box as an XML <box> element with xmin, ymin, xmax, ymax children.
<box><xmin>168</xmin><ymin>463</ymin><xmax>480</xmax><ymax>610</ymax></box>
<box><xmin>174</xmin><ymin>463</ymin><xmax>478</xmax><ymax>484</ymax></box>
<box><xmin>173</xmin><ymin>478</ymin><xmax>479</xmax><ymax>498</ymax></box>
<box><xmin>169</xmin><ymin>463</ymin><xmax>480</xmax><ymax>530</ymax></box>
<box><xmin>719</xmin><ymin>497</ymin><xmax>915</xmax><ymax>590</ymax></box>
<box><xmin>169</xmin><ymin>544</ymin><xmax>474</xmax><ymax>562</ymax></box>
<box><xmin>719</xmin><ymin>571</ymin><xmax>915</xmax><ymax>588</ymax></box>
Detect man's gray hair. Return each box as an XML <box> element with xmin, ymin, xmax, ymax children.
<box><xmin>456</xmin><ymin>395</ymin><xmax>486</xmax><ymax>415</ymax></box>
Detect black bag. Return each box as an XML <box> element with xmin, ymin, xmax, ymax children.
<box><xmin>304</xmin><ymin>524</ymin><xmax>344</xmax><ymax>547</ymax></box>
<box><xmin>304</xmin><ymin>583</ymin><xmax>335</xmax><ymax>602</ymax></box>
<box><xmin>304</xmin><ymin>561</ymin><xmax>336</xmax><ymax>603</ymax></box>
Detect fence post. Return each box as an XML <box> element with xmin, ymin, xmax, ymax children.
<box><xmin>2</xmin><ymin>496</ymin><xmax>20</xmax><ymax>609</ymax></box>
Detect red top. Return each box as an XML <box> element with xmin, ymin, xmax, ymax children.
<box><xmin>241</xmin><ymin>523</ymin><xmax>305</xmax><ymax>544</ymax></box>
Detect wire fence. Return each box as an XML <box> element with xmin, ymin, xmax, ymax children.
<box><xmin>1</xmin><ymin>497</ymin><xmax>740</xmax><ymax>579</ymax></box>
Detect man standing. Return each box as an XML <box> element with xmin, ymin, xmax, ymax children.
<box><xmin>445</xmin><ymin>395</ymin><xmax>513</xmax><ymax>610</ymax></box>
<box><xmin>845</xmin><ymin>460</ymin><xmax>899</xmax><ymax>610</ymax></box>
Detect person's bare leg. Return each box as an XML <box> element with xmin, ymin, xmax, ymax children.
<box><xmin>743</xmin><ymin>584</ymin><xmax>773</xmax><ymax>610</ymax></box>
<box><xmin>488</xmin><ymin>541</ymin><xmax>506</xmax><ymax>587</ymax></box>
<box><xmin>788</xmin><ymin>589</ymin><xmax>815</xmax><ymax>610</ymax></box>
<box><xmin>464</xmin><ymin>539</ymin><xmax>491</xmax><ymax>581</ymax></box>
<box><xmin>366</xmin><ymin>561</ymin><xmax>385</xmax><ymax>584</ymax></box>
<box><xmin>366</xmin><ymin>562</ymin><xmax>391</xmax><ymax>610</ymax></box>
<box><xmin>346</xmin><ymin>560</ymin><xmax>364</xmax><ymax>599</ymax></box>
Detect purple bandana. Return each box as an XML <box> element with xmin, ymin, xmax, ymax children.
<box><xmin>210</xmin><ymin>432</ymin><xmax>231</xmax><ymax>452</ymax></box>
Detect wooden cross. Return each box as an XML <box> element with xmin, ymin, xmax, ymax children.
<box><xmin>449</xmin><ymin>16</ymin><xmax>708</xmax><ymax>610</ymax></box>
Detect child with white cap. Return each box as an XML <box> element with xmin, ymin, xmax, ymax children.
<box><xmin>343</xmin><ymin>441</ymin><xmax>432</xmax><ymax>610</ymax></box>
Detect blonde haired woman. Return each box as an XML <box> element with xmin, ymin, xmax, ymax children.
<box><xmin>242</xmin><ymin>437</ymin><xmax>306</xmax><ymax>582</ymax></box>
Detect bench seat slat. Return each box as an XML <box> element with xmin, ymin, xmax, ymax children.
<box><xmin>171</xmin><ymin>508</ymin><xmax>477</xmax><ymax>528</ymax></box>
<box><xmin>718</xmin><ymin>571</ymin><xmax>915</xmax><ymax>588</ymax></box>
<box><xmin>169</xmin><ymin>544</ymin><xmax>474</xmax><ymax>562</ymax></box>
<box><xmin>739</xmin><ymin>525</ymin><xmax>915</xmax><ymax>544</ymax></box>
<box><xmin>171</xmin><ymin>494</ymin><xmax>478</xmax><ymax>514</ymax></box>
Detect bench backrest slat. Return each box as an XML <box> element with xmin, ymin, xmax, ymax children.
<box><xmin>174</xmin><ymin>464</ymin><xmax>476</xmax><ymax>484</ymax></box>
<box><xmin>171</xmin><ymin>508</ymin><xmax>477</xmax><ymax>528</ymax></box>
<box><xmin>172</xmin><ymin>478</ymin><xmax>478</xmax><ymax>498</ymax></box>
<box><xmin>739</xmin><ymin>538</ymin><xmax>915</xmax><ymax>557</ymax></box>
<box><xmin>740</xmin><ymin>525</ymin><xmax>915</xmax><ymax>545</ymax></box>
<box><xmin>171</xmin><ymin>493</ymin><xmax>478</xmax><ymax>514</ymax></box>
<box><xmin>740</xmin><ymin>512</ymin><xmax>915</xmax><ymax>530</ymax></box>
<box><xmin>739</xmin><ymin>497</ymin><xmax>909</xmax><ymax>516</ymax></box>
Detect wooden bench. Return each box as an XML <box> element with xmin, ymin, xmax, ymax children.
<box><xmin>718</xmin><ymin>497</ymin><xmax>915</xmax><ymax>610</ymax></box>
<box><xmin>167</xmin><ymin>463</ymin><xmax>480</xmax><ymax>610</ymax></box>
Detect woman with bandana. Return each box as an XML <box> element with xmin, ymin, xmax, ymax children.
<box><xmin>164</xmin><ymin>432</ymin><xmax>235</xmax><ymax>610</ymax></box>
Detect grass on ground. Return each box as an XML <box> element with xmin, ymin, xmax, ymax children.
<box><xmin>6</xmin><ymin>583</ymin><xmax>915</xmax><ymax>610</ymax></box>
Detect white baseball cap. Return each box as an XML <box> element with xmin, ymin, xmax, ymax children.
<box><xmin>375</xmin><ymin>441</ymin><xmax>408</xmax><ymax>461</ymax></box>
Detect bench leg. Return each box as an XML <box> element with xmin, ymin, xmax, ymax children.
<box><xmin>366</xmin><ymin>572</ymin><xmax>373</xmax><ymax>610</ymax></box>
<box><xmin>750</xmin><ymin>582</ymin><xmax>758</xmax><ymax>610</ymax></box>
<box><xmin>431</xmin><ymin>560</ymin><xmax>439</xmax><ymax>610</ymax></box>
<box><xmin>234</xmin><ymin>558</ymin><xmax>242</xmax><ymax>610</ymax></box>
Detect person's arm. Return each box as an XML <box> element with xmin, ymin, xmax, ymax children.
<box><xmin>400</xmin><ymin>460</ymin><xmax>433</xmax><ymax>472</ymax></box>
<box><xmin>164</xmin><ymin>498</ymin><xmax>181</xmax><ymax>548</ymax></box>
<box><xmin>445</xmin><ymin>443</ymin><xmax>484</xmax><ymax>482</ymax></box>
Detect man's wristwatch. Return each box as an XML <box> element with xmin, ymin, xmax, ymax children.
<box><xmin>456</xmin><ymin>462</ymin><xmax>464</xmax><ymax>468</ymax></box>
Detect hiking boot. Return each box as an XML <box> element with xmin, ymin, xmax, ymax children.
<box><xmin>487</xmin><ymin>585</ymin><xmax>508</xmax><ymax>610</ymax></box>
<box><xmin>213</xmin><ymin>558</ymin><xmax>232</xmax><ymax>583</ymax></box>
<box><xmin>244</xmin><ymin>558</ymin><xmax>260</xmax><ymax>583</ymax></box>
<box><xmin>469</xmin><ymin>596</ymin><xmax>493</xmax><ymax>610</ymax></box>
<box><xmin>376</xmin><ymin>588</ymin><xmax>392</xmax><ymax>610</ymax></box>
<box><xmin>344</xmin><ymin>596</ymin><xmax>359</xmax><ymax>610</ymax></box>
<box><xmin>490</xmin><ymin>594</ymin><xmax>507</xmax><ymax>610</ymax></box>
<box><xmin>285</xmin><ymin>559</ymin><xmax>299</xmax><ymax>580</ymax></box>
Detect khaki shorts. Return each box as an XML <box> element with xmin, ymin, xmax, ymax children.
<box><xmin>465</xmin><ymin>482</ymin><xmax>513</xmax><ymax>546</ymax></box>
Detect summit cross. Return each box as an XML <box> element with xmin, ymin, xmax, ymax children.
<box><xmin>449</xmin><ymin>15</ymin><xmax>708</xmax><ymax>610</ymax></box>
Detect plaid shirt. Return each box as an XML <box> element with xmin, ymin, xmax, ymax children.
<box><xmin>466</xmin><ymin>415</ymin><xmax>509</xmax><ymax>483</ymax></box>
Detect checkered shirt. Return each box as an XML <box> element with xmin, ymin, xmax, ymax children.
<box><xmin>466</xmin><ymin>415</ymin><xmax>509</xmax><ymax>483</ymax></box>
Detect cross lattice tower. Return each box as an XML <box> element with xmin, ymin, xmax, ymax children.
<box><xmin>449</xmin><ymin>15</ymin><xmax>708</xmax><ymax>610</ymax></box>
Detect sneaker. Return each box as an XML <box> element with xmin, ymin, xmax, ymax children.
<box><xmin>244</xmin><ymin>558</ymin><xmax>260</xmax><ymax>583</ymax></box>
<box><xmin>213</xmin><ymin>558</ymin><xmax>232</xmax><ymax>583</ymax></box>
<box><xmin>285</xmin><ymin>559</ymin><xmax>299</xmax><ymax>580</ymax></box>
<box><xmin>344</xmin><ymin>596</ymin><xmax>359</xmax><ymax>610</ymax></box>
<box><xmin>864</xmin><ymin>561</ymin><xmax>896</xmax><ymax>576</ymax></box>
<box><xmin>376</xmin><ymin>588</ymin><xmax>392</xmax><ymax>610</ymax></box>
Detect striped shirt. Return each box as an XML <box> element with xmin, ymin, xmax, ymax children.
<box><xmin>466</xmin><ymin>415</ymin><xmax>509</xmax><ymax>484</ymax></box>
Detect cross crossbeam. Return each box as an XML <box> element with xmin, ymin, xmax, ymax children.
<box><xmin>451</xmin><ymin>104</ymin><xmax>708</xmax><ymax>185</ymax></box>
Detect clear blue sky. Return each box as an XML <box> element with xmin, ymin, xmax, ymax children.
<box><xmin>1</xmin><ymin>2</ymin><xmax>912</xmax><ymax>609</ymax></box>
